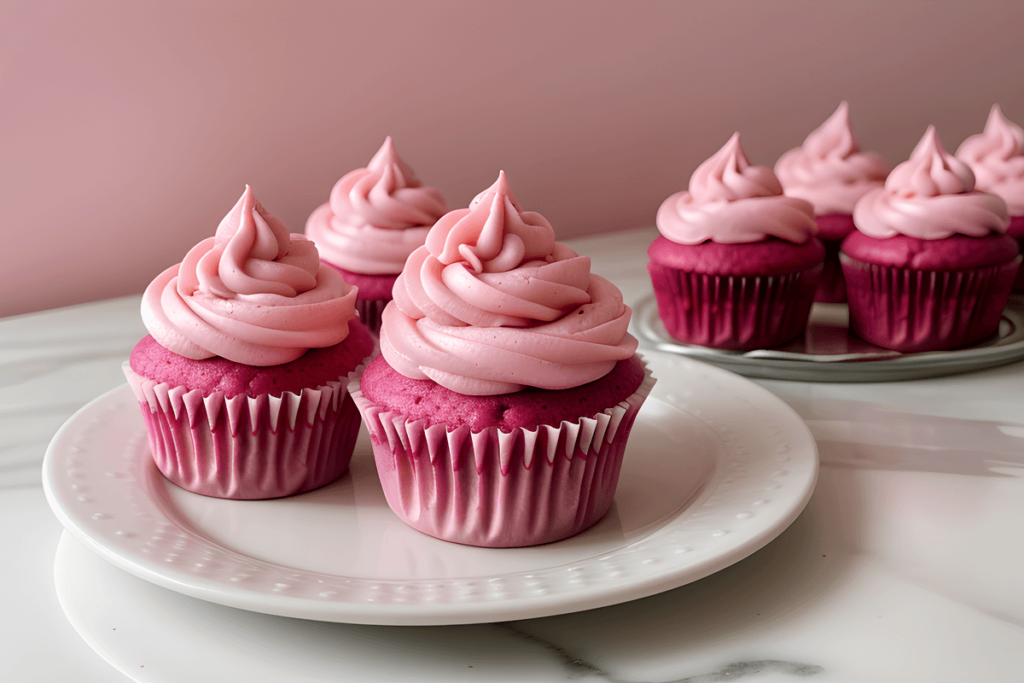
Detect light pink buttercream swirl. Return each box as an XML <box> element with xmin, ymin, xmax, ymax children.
<box><xmin>380</xmin><ymin>172</ymin><xmax>637</xmax><ymax>396</ymax></box>
<box><xmin>657</xmin><ymin>133</ymin><xmax>817</xmax><ymax>245</ymax></box>
<box><xmin>854</xmin><ymin>126</ymin><xmax>1009</xmax><ymax>240</ymax></box>
<box><xmin>305</xmin><ymin>137</ymin><xmax>446</xmax><ymax>274</ymax></box>
<box><xmin>775</xmin><ymin>102</ymin><xmax>888</xmax><ymax>215</ymax></box>
<box><xmin>142</xmin><ymin>186</ymin><xmax>358</xmax><ymax>366</ymax></box>
<box><xmin>956</xmin><ymin>105</ymin><xmax>1024</xmax><ymax>216</ymax></box>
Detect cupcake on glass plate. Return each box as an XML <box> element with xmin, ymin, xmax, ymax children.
<box><xmin>349</xmin><ymin>171</ymin><xmax>654</xmax><ymax>548</ymax></box>
<box><xmin>125</xmin><ymin>186</ymin><xmax>374</xmax><ymax>499</ymax></box>
<box><xmin>843</xmin><ymin>126</ymin><xmax>1018</xmax><ymax>352</ymax></box>
<box><xmin>956</xmin><ymin>105</ymin><xmax>1024</xmax><ymax>290</ymax></box>
<box><xmin>649</xmin><ymin>133</ymin><xmax>824</xmax><ymax>350</ymax></box>
<box><xmin>305</xmin><ymin>137</ymin><xmax>447</xmax><ymax>333</ymax></box>
<box><xmin>775</xmin><ymin>102</ymin><xmax>888</xmax><ymax>302</ymax></box>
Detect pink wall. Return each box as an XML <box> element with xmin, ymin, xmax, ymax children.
<box><xmin>3</xmin><ymin>1</ymin><xmax>1023</xmax><ymax>317</ymax></box>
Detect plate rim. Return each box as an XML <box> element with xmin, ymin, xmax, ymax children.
<box><xmin>42</xmin><ymin>351</ymin><xmax>818</xmax><ymax>625</ymax></box>
<box><xmin>635</xmin><ymin>294</ymin><xmax>1024</xmax><ymax>383</ymax></box>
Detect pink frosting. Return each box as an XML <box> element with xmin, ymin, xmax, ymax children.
<box><xmin>305</xmin><ymin>137</ymin><xmax>447</xmax><ymax>274</ymax></box>
<box><xmin>854</xmin><ymin>127</ymin><xmax>1010</xmax><ymax>240</ymax></box>
<box><xmin>380</xmin><ymin>172</ymin><xmax>637</xmax><ymax>396</ymax></box>
<box><xmin>657</xmin><ymin>133</ymin><xmax>817</xmax><ymax>245</ymax></box>
<box><xmin>775</xmin><ymin>102</ymin><xmax>888</xmax><ymax>215</ymax></box>
<box><xmin>956</xmin><ymin>104</ymin><xmax>1024</xmax><ymax>216</ymax></box>
<box><xmin>142</xmin><ymin>186</ymin><xmax>358</xmax><ymax>366</ymax></box>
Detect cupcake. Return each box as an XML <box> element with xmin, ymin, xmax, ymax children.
<box><xmin>843</xmin><ymin>126</ymin><xmax>1018</xmax><ymax>352</ymax></box>
<box><xmin>775</xmin><ymin>102</ymin><xmax>889</xmax><ymax>302</ymax></box>
<box><xmin>124</xmin><ymin>186</ymin><xmax>374</xmax><ymax>500</ymax></box>
<box><xmin>305</xmin><ymin>137</ymin><xmax>447</xmax><ymax>333</ymax></box>
<box><xmin>956</xmin><ymin>105</ymin><xmax>1024</xmax><ymax>290</ymax></box>
<box><xmin>348</xmin><ymin>172</ymin><xmax>653</xmax><ymax>548</ymax></box>
<box><xmin>649</xmin><ymin>133</ymin><xmax>825</xmax><ymax>350</ymax></box>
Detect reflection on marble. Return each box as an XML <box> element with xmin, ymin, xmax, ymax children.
<box><xmin>7</xmin><ymin>229</ymin><xmax>1024</xmax><ymax>681</ymax></box>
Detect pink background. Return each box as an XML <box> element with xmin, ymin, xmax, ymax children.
<box><xmin>3</xmin><ymin>0</ymin><xmax>1023</xmax><ymax>318</ymax></box>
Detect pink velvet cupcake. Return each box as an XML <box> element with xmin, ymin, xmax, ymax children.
<box><xmin>349</xmin><ymin>172</ymin><xmax>653</xmax><ymax>548</ymax></box>
<box><xmin>124</xmin><ymin>186</ymin><xmax>374</xmax><ymax>499</ymax></box>
<box><xmin>649</xmin><ymin>133</ymin><xmax>825</xmax><ymax>350</ymax></box>
<box><xmin>956</xmin><ymin>105</ymin><xmax>1024</xmax><ymax>290</ymax></box>
<box><xmin>305</xmin><ymin>137</ymin><xmax>447</xmax><ymax>334</ymax></box>
<box><xmin>775</xmin><ymin>102</ymin><xmax>888</xmax><ymax>302</ymax></box>
<box><xmin>843</xmin><ymin>126</ymin><xmax>1018</xmax><ymax>352</ymax></box>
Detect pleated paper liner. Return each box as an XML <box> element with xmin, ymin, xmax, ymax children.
<box><xmin>123</xmin><ymin>364</ymin><xmax>362</xmax><ymax>500</ymax></box>
<box><xmin>647</xmin><ymin>262</ymin><xmax>822</xmax><ymax>351</ymax></box>
<box><xmin>355</xmin><ymin>297</ymin><xmax>389</xmax><ymax>336</ymax></box>
<box><xmin>841</xmin><ymin>254</ymin><xmax>1021</xmax><ymax>352</ymax></box>
<box><xmin>349</xmin><ymin>359</ymin><xmax>656</xmax><ymax>548</ymax></box>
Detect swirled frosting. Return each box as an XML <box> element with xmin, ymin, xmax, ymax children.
<box><xmin>305</xmin><ymin>137</ymin><xmax>447</xmax><ymax>274</ymax></box>
<box><xmin>956</xmin><ymin>105</ymin><xmax>1024</xmax><ymax>216</ymax></box>
<box><xmin>380</xmin><ymin>172</ymin><xmax>637</xmax><ymax>396</ymax></box>
<box><xmin>657</xmin><ymin>133</ymin><xmax>816</xmax><ymax>245</ymax></box>
<box><xmin>854</xmin><ymin>126</ymin><xmax>1009</xmax><ymax>240</ymax></box>
<box><xmin>142</xmin><ymin>186</ymin><xmax>358</xmax><ymax>366</ymax></box>
<box><xmin>775</xmin><ymin>102</ymin><xmax>888</xmax><ymax>215</ymax></box>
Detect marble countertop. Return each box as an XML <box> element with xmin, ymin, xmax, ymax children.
<box><xmin>4</xmin><ymin>226</ymin><xmax>1024</xmax><ymax>682</ymax></box>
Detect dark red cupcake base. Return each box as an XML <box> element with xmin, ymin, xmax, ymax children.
<box><xmin>647</xmin><ymin>237</ymin><xmax>824</xmax><ymax>351</ymax></box>
<box><xmin>814</xmin><ymin>214</ymin><xmax>857</xmax><ymax>303</ymax></box>
<box><xmin>323</xmin><ymin>262</ymin><xmax>398</xmax><ymax>334</ymax></box>
<box><xmin>841</xmin><ymin>254</ymin><xmax>1021</xmax><ymax>353</ymax></box>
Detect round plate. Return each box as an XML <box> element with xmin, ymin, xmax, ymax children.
<box><xmin>635</xmin><ymin>294</ymin><xmax>1024</xmax><ymax>383</ymax></box>
<box><xmin>42</xmin><ymin>351</ymin><xmax>817</xmax><ymax>626</ymax></box>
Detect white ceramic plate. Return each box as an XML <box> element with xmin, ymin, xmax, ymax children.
<box><xmin>636</xmin><ymin>294</ymin><xmax>1024</xmax><ymax>383</ymax></box>
<box><xmin>43</xmin><ymin>350</ymin><xmax>817</xmax><ymax>626</ymax></box>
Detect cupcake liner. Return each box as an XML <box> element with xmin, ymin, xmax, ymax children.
<box><xmin>123</xmin><ymin>364</ymin><xmax>361</xmax><ymax>500</ymax></box>
<box><xmin>1013</xmin><ymin>235</ymin><xmax>1024</xmax><ymax>292</ymax></box>
<box><xmin>815</xmin><ymin>238</ymin><xmax>847</xmax><ymax>303</ymax></box>
<box><xmin>347</xmin><ymin>360</ymin><xmax>656</xmax><ymax>548</ymax></box>
<box><xmin>841</xmin><ymin>255</ymin><xmax>1022</xmax><ymax>352</ymax></box>
<box><xmin>648</xmin><ymin>263</ymin><xmax>822</xmax><ymax>350</ymax></box>
<box><xmin>355</xmin><ymin>297</ymin><xmax>390</xmax><ymax>336</ymax></box>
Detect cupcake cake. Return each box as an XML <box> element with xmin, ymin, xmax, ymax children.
<box><xmin>649</xmin><ymin>133</ymin><xmax>824</xmax><ymax>350</ymax></box>
<box><xmin>305</xmin><ymin>137</ymin><xmax>447</xmax><ymax>333</ymax></box>
<box><xmin>956</xmin><ymin>105</ymin><xmax>1024</xmax><ymax>290</ymax></box>
<box><xmin>125</xmin><ymin>186</ymin><xmax>374</xmax><ymax>499</ymax></box>
<box><xmin>349</xmin><ymin>172</ymin><xmax>653</xmax><ymax>548</ymax></box>
<box><xmin>775</xmin><ymin>102</ymin><xmax>888</xmax><ymax>302</ymax></box>
<box><xmin>843</xmin><ymin>127</ymin><xmax>1018</xmax><ymax>352</ymax></box>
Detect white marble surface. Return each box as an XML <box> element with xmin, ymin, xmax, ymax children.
<box><xmin>4</xmin><ymin>226</ymin><xmax>1024</xmax><ymax>681</ymax></box>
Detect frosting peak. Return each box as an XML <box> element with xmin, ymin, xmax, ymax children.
<box><xmin>889</xmin><ymin>125</ymin><xmax>975</xmax><ymax>196</ymax></box>
<box><xmin>143</xmin><ymin>186</ymin><xmax>358</xmax><ymax>366</ymax></box>
<box><xmin>956</xmin><ymin>105</ymin><xmax>1024</xmax><ymax>215</ymax></box>
<box><xmin>689</xmin><ymin>133</ymin><xmax>783</xmax><ymax>203</ymax></box>
<box><xmin>854</xmin><ymin>127</ymin><xmax>1009</xmax><ymax>240</ymax></box>
<box><xmin>381</xmin><ymin>172</ymin><xmax>637</xmax><ymax>395</ymax></box>
<box><xmin>428</xmin><ymin>171</ymin><xmax>557</xmax><ymax>274</ymax></box>
<box><xmin>774</xmin><ymin>102</ymin><xmax>888</xmax><ymax>215</ymax></box>
<box><xmin>305</xmin><ymin>137</ymin><xmax>446</xmax><ymax>275</ymax></box>
<box><xmin>657</xmin><ymin>134</ymin><xmax>817</xmax><ymax>245</ymax></box>
<box><xmin>804</xmin><ymin>101</ymin><xmax>856</xmax><ymax>159</ymax></box>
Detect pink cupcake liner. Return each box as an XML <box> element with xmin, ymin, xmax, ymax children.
<box><xmin>123</xmin><ymin>365</ymin><xmax>361</xmax><ymax>500</ymax></box>
<box><xmin>1011</xmin><ymin>216</ymin><xmax>1024</xmax><ymax>290</ymax></box>
<box><xmin>648</xmin><ymin>263</ymin><xmax>822</xmax><ymax>350</ymax></box>
<box><xmin>348</xmin><ymin>362</ymin><xmax>656</xmax><ymax>548</ymax></box>
<box><xmin>841</xmin><ymin>255</ymin><xmax>1022</xmax><ymax>352</ymax></box>
<box><xmin>355</xmin><ymin>297</ymin><xmax>390</xmax><ymax>336</ymax></box>
<box><xmin>815</xmin><ymin>238</ymin><xmax>847</xmax><ymax>303</ymax></box>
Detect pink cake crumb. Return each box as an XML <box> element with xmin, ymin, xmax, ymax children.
<box><xmin>647</xmin><ymin>236</ymin><xmax>825</xmax><ymax>276</ymax></box>
<box><xmin>129</xmin><ymin>320</ymin><xmax>374</xmax><ymax>398</ymax></box>
<box><xmin>841</xmin><ymin>231</ymin><xmax>1019</xmax><ymax>270</ymax></box>
<box><xmin>359</xmin><ymin>354</ymin><xmax>646</xmax><ymax>432</ymax></box>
